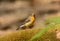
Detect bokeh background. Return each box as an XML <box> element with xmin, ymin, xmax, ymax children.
<box><xmin>0</xmin><ymin>0</ymin><xmax>60</xmax><ymax>38</ymax></box>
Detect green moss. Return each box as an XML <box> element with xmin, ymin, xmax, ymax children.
<box><xmin>45</xmin><ymin>17</ymin><xmax>60</xmax><ymax>24</ymax></box>
<box><xmin>0</xmin><ymin>28</ymin><xmax>40</xmax><ymax>41</ymax></box>
<box><xmin>0</xmin><ymin>17</ymin><xmax>60</xmax><ymax>41</ymax></box>
<box><xmin>0</xmin><ymin>27</ymin><xmax>60</xmax><ymax>41</ymax></box>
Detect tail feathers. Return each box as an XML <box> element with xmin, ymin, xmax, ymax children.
<box><xmin>16</xmin><ymin>25</ymin><xmax>26</xmax><ymax>30</ymax></box>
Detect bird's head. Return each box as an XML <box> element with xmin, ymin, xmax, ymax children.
<box><xmin>31</xmin><ymin>12</ymin><xmax>35</xmax><ymax>17</ymax></box>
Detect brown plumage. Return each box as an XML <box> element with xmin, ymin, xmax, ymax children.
<box><xmin>16</xmin><ymin>13</ymin><xmax>35</xmax><ymax>30</ymax></box>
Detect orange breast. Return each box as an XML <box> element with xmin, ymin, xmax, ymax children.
<box><xmin>30</xmin><ymin>16</ymin><xmax>35</xmax><ymax>22</ymax></box>
<box><xmin>24</xmin><ymin>15</ymin><xmax>35</xmax><ymax>26</ymax></box>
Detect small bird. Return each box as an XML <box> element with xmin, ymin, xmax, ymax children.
<box><xmin>16</xmin><ymin>13</ymin><xmax>35</xmax><ymax>30</ymax></box>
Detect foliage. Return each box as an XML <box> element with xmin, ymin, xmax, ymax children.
<box><xmin>30</xmin><ymin>17</ymin><xmax>60</xmax><ymax>41</ymax></box>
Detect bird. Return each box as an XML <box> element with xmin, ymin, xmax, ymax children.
<box><xmin>16</xmin><ymin>13</ymin><xmax>35</xmax><ymax>30</ymax></box>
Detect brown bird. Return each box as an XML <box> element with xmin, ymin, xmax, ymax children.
<box><xmin>16</xmin><ymin>13</ymin><xmax>35</xmax><ymax>30</ymax></box>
